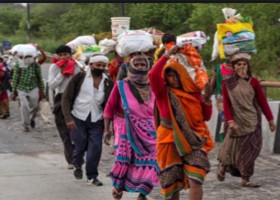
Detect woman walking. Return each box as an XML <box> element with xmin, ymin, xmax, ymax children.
<box><xmin>148</xmin><ymin>45</ymin><xmax>214</xmax><ymax>200</ymax></box>
<box><xmin>103</xmin><ymin>55</ymin><xmax>159</xmax><ymax>200</ymax></box>
<box><xmin>217</xmin><ymin>53</ymin><xmax>276</xmax><ymax>187</ymax></box>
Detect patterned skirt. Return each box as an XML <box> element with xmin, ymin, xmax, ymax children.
<box><xmin>109</xmin><ymin>115</ymin><xmax>159</xmax><ymax>195</ymax></box>
<box><xmin>157</xmin><ymin>125</ymin><xmax>210</xmax><ymax>200</ymax></box>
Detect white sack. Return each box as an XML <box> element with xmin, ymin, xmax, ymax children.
<box><xmin>39</xmin><ymin>99</ymin><xmax>53</xmax><ymax>124</ymax></box>
<box><xmin>116</xmin><ymin>30</ymin><xmax>154</xmax><ymax>57</ymax></box>
<box><xmin>99</xmin><ymin>38</ymin><xmax>117</xmax><ymax>55</ymax></box>
<box><xmin>177</xmin><ymin>31</ymin><xmax>207</xmax><ymax>50</ymax></box>
<box><xmin>67</xmin><ymin>35</ymin><xmax>96</xmax><ymax>52</ymax></box>
<box><xmin>10</xmin><ymin>44</ymin><xmax>37</xmax><ymax>57</ymax></box>
<box><xmin>211</xmin><ymin>31</ymin><xmax>219</xmax><ymax>61</ymax></box>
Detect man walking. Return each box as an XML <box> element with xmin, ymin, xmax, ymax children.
<box><xmin>48</xmin><ymin>45</ymin><xmax>80</xmax><ymax>169</ymax></box>
<box><xmin>61</xmin><ymin>54</ymin><xmax>113</xmax><ymax>186</ymax></box>
<box><xmin>11</xmin><ymin>50</ymin><xmax>45</xmax><ymax>132</ymax></box>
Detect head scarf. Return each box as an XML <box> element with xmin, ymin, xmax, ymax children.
<box><xmin>230</xmin><ymin>53</ymin><xmax>251</xmax><ymax>78</ymax></box>
<box><xmin>162</xmin><ymin>60</ymin><xmax>213</xmax><ymax>156</ymax></box>
<box><xmin>162</xmin><ymin>60</ymin><xmax>200</xmax><ymax>93</ymax></box>
<box><xmin>126</xmin><ymin>55</ymin><xmax>151</xmax><ymax>102</ymax></box>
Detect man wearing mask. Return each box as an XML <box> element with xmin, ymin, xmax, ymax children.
<box><xmin>10</xmin><ymin>51</ymin><xmax>45</xmax><ymax>132</ymax></box>
<box><xmin>61</xmin><ymin>55</ymin><xmax>113</xmax><ymax>186</ymax></box>
<box><xmin>48</xmin><ymin>45</ymin><xmax>81</xmax><ymax>170</ymax></box>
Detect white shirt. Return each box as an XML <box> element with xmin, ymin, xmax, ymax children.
<box><xmin>71</xmin><ymin>68</ymin><xmax>106</xmax><ymax>122</ymax></box>
<box><xmin>48</xmin><ymin>63</ymin><xmax>80</xmax><ymax>94</ymax></box>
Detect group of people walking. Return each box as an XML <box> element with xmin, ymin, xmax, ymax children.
<box><xmin>3</xmin><ymin>31</ymin><xmax>276</xmax><ymax>200</ymax></box>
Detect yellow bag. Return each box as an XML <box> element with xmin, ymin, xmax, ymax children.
<box><xmin>217</xmin><ymin>22</ymin><xmax>256</xmax><ymax>59</ymax></box>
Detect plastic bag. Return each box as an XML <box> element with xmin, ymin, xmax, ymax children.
<box><xmin>217</xmin><ymin>22</ymin><xmax>256</xmax><ymax>59</ymax></box>
<box><xmin>177</xmin><ymin>31</ymin><xmax>207</xmax><ymax>50</ymax></box>
<box><xmin>67</xmin><ymin>35</ymin><xmax>96</xmax><ymax>52</ymax></box>
<box><xmin>222</xmin><ymin>7</ymin><xmax>237</xmax><ymax>23</ymax></box>
<box><xmin>211</xmin><ymin>31</ymin><xmax>219</xmax><ymax>61</ymax></box>
<box><xmin>99</xmin><ymin>38</ymin><xmax>117</xmax><ymax>55</ymax></box>
<box><xmin>116</xmin><ymin>30</ymin><xmax>154</xmax><ymax>57</ymax></box>
<box><xmin>211</xmin><ymin>8</ymin><xmax>254</xmax><ymax>61</ymax></box>
<box><xmin>73</xmin><ymin>45</ymin><xmax>101</xmax><ymax>61</ymax></box>
<box><xmin>39</xmin><ymin>99</ymin><xmax>53</xmax><ymax>124</ymax></box>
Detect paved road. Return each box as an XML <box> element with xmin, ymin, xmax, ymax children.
<box><xmin>0</xmin><ymin>63</ymin><xmax>280</xmax><ymax>199</ymax></box>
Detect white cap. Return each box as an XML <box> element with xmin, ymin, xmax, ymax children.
<box><xmin>89</xmin><ymin>55</ymin><xmax>109</xmax><ymax>64</ymax></box>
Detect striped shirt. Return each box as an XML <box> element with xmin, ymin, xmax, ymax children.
<box><xmin>12</xmin><ymin>62</ymin><xmax>45</xmax><ymax>92</ymax></box>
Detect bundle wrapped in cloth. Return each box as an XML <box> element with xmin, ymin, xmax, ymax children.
<box><xmin>211</xmin><ymin>8</ymin><xmax>256</xmax><ymax>60</ymax></box>
<box><xmin>8</xmin><ymin>44</ymin><xmax>38</xmax><ymax>69</ymax></box>
<box><xmin>177</xmin><ymin>31</ymin><xmax>208</xmax><ymax>51</ymax></box>
<box><xmin>99</xmin><ymin>38</ymin><xmax>117</xmax><ymax>55</ymax></box>
<box><xmin>116</xmin><ymin>30</ymin><xmax>155</xmax><ymax>57</ymax></box>
<box><xmin>66</xmin><ymin>34</ymin><xmax>96</xmax><ymax>53</ymax></box>
<box><xmin>167</xmin><ymin>42</ymin><xmax>209</xmax><ymax>91</ymax></box>
<box><xmin>141</xmin><ymin>27</ymin><xmax>164</xmax><ymax>48</ymax></box>
<box><xmin>10</xmin><ymin>44</ymin><xmax>38</xmax><ymax>57</ymax></box>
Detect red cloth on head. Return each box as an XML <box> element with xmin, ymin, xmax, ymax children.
<box><xmin>56</xmin><ymin>59</ymin><xmax>75</xmax><ymax>77</ymax></box>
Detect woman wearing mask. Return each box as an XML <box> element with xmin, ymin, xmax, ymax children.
<box><xmin>103</xmin><ymin>55</ymin><xmax>159</xmax><ymax>200</ymax></box>
<box><xmin>217</xmin><ymin>53</ymin><xmax>276</xmax><ymax>187</ymax></box>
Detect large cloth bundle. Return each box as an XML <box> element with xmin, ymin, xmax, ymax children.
<box><xmin>177</xmin><ymin>31</ymin><xmax>207</xmax><ymax>51</ymax></box>
<box><xmin>141</xmin><ymin>27</ymin><xmax>164</xmax><ymax>47</ymax></box>
<box><xmin>99</xmin><ymin>38</ymin><xmax>117</xmax><ymax>55</ymax></box>
<box><xmin>116</xmin><ymin>30</ymin><xmax>154</xmax><ymax>57</ymax></box>
<box><xmin>67</xmin><ymin>35</ymin><xmax>96</xmax><ymax>52</ymax></box>
<box><xmin>10</xmin><ymin>44</ymin><xmax>37</xmax><ymax>57</ymax></box>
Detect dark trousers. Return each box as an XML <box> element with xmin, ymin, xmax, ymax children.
<box><xmin>55</xmin><ymin>109</ymin><xmax>74</xmax><ymax>165</ymax></box>
<box><xmin>71</xmin><ymin>114</ymin><xmax>104</xmax><ymax>180</ymax></box>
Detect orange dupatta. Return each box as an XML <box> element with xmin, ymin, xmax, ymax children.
<box><xmin>163</xmin><ymin>61</ymin><xmax>212</xmax><ymax>155</ymax></box>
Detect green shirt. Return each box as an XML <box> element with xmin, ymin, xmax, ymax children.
<box><xmin>12</xmin><ymin>62</ymin><xmax>45</xmax><ymax>93</ymax></box>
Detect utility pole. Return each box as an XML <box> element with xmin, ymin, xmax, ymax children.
<box><xmin>27</xmin><ymin>3</ymin><xmax>31</xmax><ymax>39</ymax></box>
<box><xmin>121</xmin><ymin>3</ymin><xmax>125</xmax><ymax>16</ymax></box>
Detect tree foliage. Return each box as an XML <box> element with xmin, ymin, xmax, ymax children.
<box><xmin>0</xmin><ymin>6</ymin><xmax>23</xmax><ymax>35</ymax></box>
<box><xmin>0</xmin><ymin>3</ymin><xmax>279</xmax><ymax>74</ymax></box>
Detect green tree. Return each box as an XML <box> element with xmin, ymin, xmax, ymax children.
<box><xmin>128</xmin><ymin>3</ymin><xmax>194</xmax><ymax>34</ymax></box>
<box><xmin>59</xmin><ymin>3</ymin><xmax>122</xmax><ymax>41</ymax></box>
<box><xmin>0</xmin><ymin>6</ymin><xmax>23</xmax><ymax>35</ymax></box>
<box><xmin>18</xmin><ymin>3</ymin><xmax>73</xmax><ymax>39</ymax></box>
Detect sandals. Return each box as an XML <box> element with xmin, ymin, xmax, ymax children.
<box><xmin>241</xmin><ymin>181</ymin><xmax>261</xmax><ymax>188</ymax></box>
<box><xmin>217</xmin><ymin>163</ymin><xmax>226</xmax><ymax>182</ymax></box>
<box><xmin>137</xmin><ymin>193</ymin><xmax>148</xmax><ymax>200</ymax></box>
<box><xmin>112</xmin><ymin>188</ymin><xmax>123</xmax><ymax>200</ymax></box>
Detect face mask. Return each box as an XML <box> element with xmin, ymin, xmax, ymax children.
<box><xmin>23</xmin><ymin>57</ymin><xmax>34</xmax><ymax>65</ymax></box>
<box><xmin>91</xmin><ymin>68</ymin><xmax>104</xmax><ymax>76</ymax></box>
